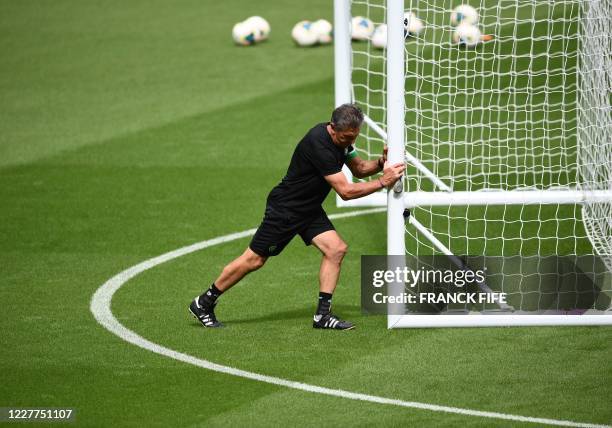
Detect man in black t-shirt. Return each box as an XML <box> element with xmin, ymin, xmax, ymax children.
<box><xmin>190</xmin><ymin>104</ymin><xmax>405</xmax><ymax>330</ymax></box>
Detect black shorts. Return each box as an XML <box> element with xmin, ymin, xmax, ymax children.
<box><xmin>249</xmin><ymin>205</ymin><xmax>335</xmax><ymax>257</ymax></box>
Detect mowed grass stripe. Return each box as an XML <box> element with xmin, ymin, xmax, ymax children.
<box><xmin>0</xmin><ymin>0</ymin><xmax>336</xmax><ymax>168</ymax></box>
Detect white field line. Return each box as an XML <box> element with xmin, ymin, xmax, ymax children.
<box><xmin>90</xmin><ymin>207</ymin><xmax>609</xmax><ymax>428</ymax></box>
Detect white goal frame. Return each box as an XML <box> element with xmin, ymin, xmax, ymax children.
<box><xmin>333</xmin><ymin>0</ymin><xmax>612</xmax><ymax>328</ymax></box>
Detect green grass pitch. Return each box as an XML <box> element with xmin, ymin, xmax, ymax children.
<box><xmin>0</xmin><ymin>0</ymin><xmax>610</xmax><ymax>426</ymax></box>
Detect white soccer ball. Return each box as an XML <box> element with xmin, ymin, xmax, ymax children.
<box><xmin>232</xmin><ymin>22</ymin><xmax>257</xmax><ymax>46</ymax></box>
<box><xmin>371</xmin><ymin>24</ymin><xmax>387</xmax><ymax>49</ymax></box>
<box><xmin>452</xmin><ymin>23</ymin><xmax>482</xmax><ymax>47</ymax></box>
<box><xmin>244</xmin><ymin>16</ymin><xmax>270</xmax><ymax>41</ymax></box>
<box><xmin>351</xmin><ymin>16</ymin><xmax>375</xmax><ymax>41</ymax></box>
<box><xmin>312</xmin><ymin>19</ymin><xmax>333</xmax><ymax>44</ymax></box>
<box><xmin>404</xmin><ymin>11</ymin><xmax>424</xmax><ymax>37</ymax></box>
<box><xmin>292</xmin><ymin>21</ymin><xmax>318</xmax><ymax>46</ymax></box>
<box><xmin>450</xmin><ymin>4</ymin><xmax>479</xmax><ymax>26</ymax></box>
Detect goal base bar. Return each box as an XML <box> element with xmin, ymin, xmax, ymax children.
<box><xmin>405</xmin><ymin>190</ymin><xmax>612</xmax><ymax>207</ymax></box>
<box><xmin>337</xmin><ymin>190</ymin><xmax>612</xmax><ymax>208</ymax></box>
<box><xmin>387</xmin><ymin>314</ymin><xmax>612</xmax><ymax>328</ymax></box>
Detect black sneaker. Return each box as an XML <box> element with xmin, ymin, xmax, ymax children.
<box><xmin>189</xmin><ymin>298</ymin><xmax>223</xmax><ymax>328</ymax></box>
<box><xmin>313</xmin><ymin>313</ymin><xmax>355</xmax><ymax>330</ymax></box>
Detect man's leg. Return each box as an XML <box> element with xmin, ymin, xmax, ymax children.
<box><xmin>190</xmin><ymin>248</ymin><xmax>267</xmax><ymax>328</ymax></box>
<box><xmin>214</xmin><ymin>248</ymin><xmax>267</xmax><ymax>291</ymax></box>
<box><xmin>309</xmin><ymin>230</ymin><xmax>354</xmax><ymax>330</ymax></box>
<box><xmin>311</xmin><ymin>230</ymin><xmax>348</xmax><ymax>294</ymax></box>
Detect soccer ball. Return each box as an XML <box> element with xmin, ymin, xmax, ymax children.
<box><xmin>371</xmin><ymin>24</ymin><xmax>387</xmax><ymax>49</ymax></box>
<box><xmin>351</xmin><ymin>16</ymin><xmax>375</xmax><ymax>41</ymax></box>
<box><xmin>232</xmin><ymin>22</ymin><xmax>257</xmax><ymax>46</ymax></box>
<box><xmin>452</xmin><ymin>23</ymin><xmax>481</xmax><ymax>47</ymax></box>
<box><xmin>404</xmin><ymin>11</ymin><xmax>424</xmax><ymax>37</ymax></box>
<box><xmin>450</xmin><ymin>4</ymin><xmax>479</xmax><ymax>26</ymax></box>
<box><xmin>292</xmin><ymin>21</ymin><xmax>318</xmax><ymax>46</ymax></box>
<box><xmin>244</xmin><ymin>16</ymin><xmax>270</xmax><ymax>41</ymax></box>
<box><xmin>312</xmin><ymin>19</ymin><xmax>333</xmax><ymax>44</ymax></box>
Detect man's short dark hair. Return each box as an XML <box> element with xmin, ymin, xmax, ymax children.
<box><xmin>331</xmin><ymin>104</ymin><xmax>364</xmax><ymax>131</ymax></box>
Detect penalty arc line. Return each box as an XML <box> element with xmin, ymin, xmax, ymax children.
<box><xmin>90</xmin><ymin>207</ymin><xmax>609</xmax><ymax>428</ymax></box>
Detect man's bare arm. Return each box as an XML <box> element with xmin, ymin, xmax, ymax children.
<box><xmin>347</xmin><ymin>145</ymin><xmax>388</xmax><ymax>178</ymax></box>
<box><xmin>325</xmin><ymin>162</ymin><xmax>405</xmax><ymax>200</ymax></box>
<box><xmin>347</xmin><ymin>156</ymin><xmax>383</xmax><ymax>178</ymax></box>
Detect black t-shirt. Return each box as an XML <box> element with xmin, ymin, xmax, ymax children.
<box><xmin>267</xmin><ymin>122</ymin><xmax>357</xmax><ymax>215</ymax></box>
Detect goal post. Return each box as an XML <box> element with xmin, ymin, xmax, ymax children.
<box><xmin>334</xmin><ymin>0</ymin><xmax>356</xmax><ymax>194</ymax></box>
<box><xmin>386</xmin><ymin>0</ymin><xmax>407</xmax><ymax>326</ymax></box>
<box><xmin>334</xmin><ymin>0</ymin><xmax>612</xmax><ymax>327</ymax></box>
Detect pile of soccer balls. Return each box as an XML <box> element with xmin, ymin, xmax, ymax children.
<box><xmin>370</xmin><ymin>11</ymin><xmax>424</xmax><ymax>49</ymax></box>
<box><xmin>371</xmin><ymin>4</ymin><xmax>488</xmax><ymax>49</ymax></box>
<box><xmin>231</xmin><ymin>5</ymin><xmax>489</xmax><ymax>49</ymax></box>
<box><xmin>450</xmin><ymin>4</ymin><xmax>485</xmax><ymax>47</ymax></box>
<box><xmin>291</xmin><ymin>19</ymin><xmax>333</xmax><ymax>47</ymax></box>
<box><xmin>232</xmin><ymin>16</ymin><xmax>271</xmax><ymax>46</ymax></box>
<box><xmin>232</xmin><ymin>16</ymin><xmax>333</xmax><ymax>47</ymax></box>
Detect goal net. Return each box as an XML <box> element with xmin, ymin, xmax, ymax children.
<box><xmin>334</xmin><ymin>0</ymin><xmax>612</xmax><ymax>327</ymax></box>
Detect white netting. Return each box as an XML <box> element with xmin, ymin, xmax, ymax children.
<box><xmin>577</xmin><ymin>0</ymin><xmax>612</xmax><ymax>271</ymax></box>
<box><xmin>348</xmin><ymin>0</ymin><xmax>612</xmax><ymax>313</ymax></box>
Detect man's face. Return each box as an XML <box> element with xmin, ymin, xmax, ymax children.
<box><xmin>330</xmin><ymin>125</ymin><xmax>360</xmax><ymax>148</ymax></box>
